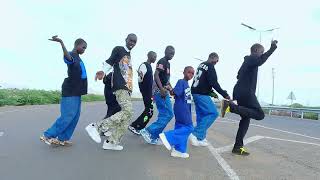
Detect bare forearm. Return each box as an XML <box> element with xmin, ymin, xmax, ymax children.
<box><xmin>60</xmin><ymin>41</ymin><xmax>72</xmax><ymax>61</ymax></box>
<box><xmin>154</xmin><ymin>71</ymin><xmax>164</xmax><ymax>89</ymax></box>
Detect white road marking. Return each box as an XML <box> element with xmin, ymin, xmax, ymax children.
<box><xmin>0</xmin><ymin>110</ymin><xmax>21</xmax><ymax>114</ymax></box>
<box><xmin>207</xmin><ymin>143</ymin><xmax>240</xmax><ymax>180</ymax></box>
<box><xmin>250</xmin><ymin>124</ymin><xmax>320</xmax><ymax>141</ymax></box>
<box><xmin>0</xmin><ymin>107</ymin><xmax>52</xmax><ymax>115</ymax></box>
<box><xmin>218</xmin><ymin>118</ymin><xmax>320</xmax><ymax>141</ymax></box>
<box><xmin>264</xmin><ymin>136</ymin><xmax>320</xmax><ymax>147</ymax></box>
<box><xmin>0</xmin><ymin>132</ymin><xmax>4</xmax><ymax>136</ymax></box>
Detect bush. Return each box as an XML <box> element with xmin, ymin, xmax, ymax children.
<box><xmin>0</xmin><ymin>89</ymin><xmax>104</xmax><ymax>106</ymax></box>
<box><xmin>304</xmin><ymin>112</ymin><xmax>319</xmax><ymax>120</ymax></box>
<box><xmin>290</xmin><ymin>103</ymin><xmax>304</xmax><ymax>108</ymax></box>
<box><xmin>82</xmin><ymin>94</ymin><xmax>105</xmax><ymax>102</ymax></box>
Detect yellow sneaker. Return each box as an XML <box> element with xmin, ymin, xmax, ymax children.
<box><xmin>220</xmin><ymin>100</ymin><xmax>230</xmax><ymax>118</ymax></box>
<box><xmin>232</xmin><ymin>147</ymin><xmax>250</xmax><ymax>156</ymax></box>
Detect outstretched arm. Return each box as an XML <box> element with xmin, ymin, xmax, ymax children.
<box><xmin>249</xmin><ymin>40</ymin><xmax>278</xmax><ymax>67</ymax></box>
<box><xmin>48</xmin><ymin>35</ymin><xmax>72</xmax><ymax>62</ymax></box>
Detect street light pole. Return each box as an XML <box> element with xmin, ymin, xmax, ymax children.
<box><xmin>241</xmin><ymin>23</ymin><xmax>279</xmax><ymax>102</ymax></box>
<box><xmin>272</xmin><ymin>68</ymin><xmax>275</xmax><ymax>105</ymax></box>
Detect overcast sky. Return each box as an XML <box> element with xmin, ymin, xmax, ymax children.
<box><xmin>1</xmin><ymin>0</ymin><xmax>319</xmax><ymax>106</ymax></box>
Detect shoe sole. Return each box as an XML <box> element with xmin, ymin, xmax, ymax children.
<box><xmin>103</xmin><ymin>147</ymin><xmax>123</xmax><ymax>151</ymax></box>
<box><xmin>85</xmin><ymin>125</ymin><xmax>101</xmax><ymax>143</ymax></box>
<box><xmin>159</xmin><ymin>133</ymin><xmax>171</xmax><ymax>151</ymax></box>
<box><xmin>103</xmin><ymin>143</ymin><xmax>123</xmax><ymax>151</ymax></box>
<box><xmin>232</xmin><ymin>153</ymin><xmax>250</xmax><ymax>156</ymax></box>
<box><xmin>128</xmin><ymin>126</ymin><xmax>140</xmax><ymax>136</ymax></box>
<box><xmin>171</xmin><ymin>153</ymin><xmax>189</xmax><ymax>158</ymax></box>
<box><xmin>40</xmin><ymin>136</ymin><xmax>51</xmax><ymax>145</ymax></box>
<box><xmin>232</xmin><ymin>151</ymin><xmax>250</xmax><ymax>156</ymax></box>
<box><xmin>140</xmin><ymin>130</ymin><xmax>152</xmax><ymax>143</ymax></box>
<box><xmin>198</xmin><ymin>144</ymin><xmax>209</xmax><ymax>147</ymax></box>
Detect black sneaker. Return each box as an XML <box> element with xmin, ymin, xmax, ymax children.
<box><xmin>128</xmin><ymin>125</ymin><xmax>141</xmax><ymax>135</ymax></box>
<box><xmin>220</xmin><ymin>100</ymin><xmax>230</xmax><ymax>118</ymax></box>
<box><xmin>232</xmin><ymin>147</ymin><xmax>250</xmax><ymax>156</ymax></box>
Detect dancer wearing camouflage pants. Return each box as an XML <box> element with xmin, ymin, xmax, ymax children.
<box><xmin>85</xmin><ymin>34</ymin><xmax>137</xmax><ymax>151</ymax></box>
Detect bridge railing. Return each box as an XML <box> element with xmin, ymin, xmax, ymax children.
<box><xmin>262</xmin><ymin>106</ymin><xmax>320</xmax><ymax>120</ymax></box>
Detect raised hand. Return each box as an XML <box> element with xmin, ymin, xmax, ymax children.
<box><xmin>49</xmin><ymin>35</ymin><xmax>62</xmax><ymax>43</ymax></box>
<box><xmin>271</xmin><ymin>39</ymin><xmax>278</xmax><ymax>45</ymax></box>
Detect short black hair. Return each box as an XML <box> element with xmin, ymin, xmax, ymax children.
<box><xmin>127</xmin><ymin>33</ymin><xmax>137</xmax><ymax>40</ymax></box>
<box><xmin>250</xmin><ymin>43</ymin><xmax>264</xmax><ymax>53</ymax></box>
<box><xmin>147</xmin><ymin>51</ymin><xmax>156</xmax><ymax>57</ymax></box>
<box><xmin>208</xmin><ymin>52</ymin><xmax>219</xmax><ymax>59</ymax></box>
<box><xmin>74</xmin><ymin>38</ymin><xmax>87</xmax><ymax>47</ymax></box>
<box><xmin>184</xmin><ymin>66</ymin><xmax>194</xmax><ymax>72</ymax></box>
<box><xmin>165</xmin><ymin>45</ymin><xmax>175</xmax><ymax>52</ymax></box>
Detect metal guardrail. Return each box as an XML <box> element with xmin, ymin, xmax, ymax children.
<box><xmin>262</xmin><ymin>106</ymin><xmax>320</xmax><ymax>120</ymax></box>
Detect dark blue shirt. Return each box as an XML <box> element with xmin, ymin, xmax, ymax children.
<box><xmin>173</xmin><ymin>79</ymin><xmax>192</xmax><ymax>125</ymax></box>
<box><xmin>61</xmin><ymin>52</ymin><xmax>88</xmax><ymax>97</ymax></box>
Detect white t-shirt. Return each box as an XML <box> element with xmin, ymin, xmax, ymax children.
<box><xmin>138</xmin><ymin>63</ymin><xmax>148</xmax><ymax>83</ymax></box>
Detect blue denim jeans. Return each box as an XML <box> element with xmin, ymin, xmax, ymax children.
<box><xmin>146</xmin><ymin>92</ymin><xmax>174</xmax><ymax>139</ymax></box>
<box><xmin>192</xmin><ymin>94</ymin><xmax>218</xmax><ymax>141</ymax></box>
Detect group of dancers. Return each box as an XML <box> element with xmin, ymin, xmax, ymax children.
<box><xmin>40</xmin><ymin>33</ymin><xmax>278</xmax><ymax>158</ymax></box>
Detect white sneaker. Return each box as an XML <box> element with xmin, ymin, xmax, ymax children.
<box><xmin>189</xmin><ymin>134</ymin><xmax>200</xmax><ymax>146</ymax></box>
<box><xmin>156</xmin><ymin>139</ymin><xmax>163</xmax><ymax>146</ymax></box>
<box><xmin>198</xmin><ymin>139</ymin><xmax>209</xmax><ymax>147</ymax></box>
<box><xmin>85</xmin><ymin>123</ymin><xmax>101</xmax><ymax>143</ymax></box>
<box><xmin>159</xmin><ymin>133</ymin><xmax>171</xmax><ymax>150</ymax></box>
<box><xmin>171</xmin><ymin>149</ymin><xmax>189</xmax><ymax>158</ymax></box>
<box><xmin>102</xmin><ymin>140</ymin><xmax>123</xmax><ymax>151</ymax></box>
<box><xmin>104</xmin><ymin>131</ymin><xmax>112</xmax><ymax>137</ymax></box>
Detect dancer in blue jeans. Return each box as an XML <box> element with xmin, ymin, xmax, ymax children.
<box><xmin>190</xmin><ymin>52</ymin><xmax>230</xmax><ymax>147</ymax></box>
<box><xmin>40</xmin><ymin>35</ymin><xmax>88</xmax><ymax>146</ymax></box>
<box><xmin>140</xmin><ymin>46</ymin><xmax>175</xmax><ymax>145</ymax></box>
<box><xmin>159</xmin><ymin>66</ymin><xmax>195</xmax><ymax>158</ymax></box>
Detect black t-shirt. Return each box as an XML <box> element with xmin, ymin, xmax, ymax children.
<box><xmin>62</xmin><ymin>52</ymin><xmax>88</xmax><ymax>97</ymax></box>
<box><xmin>105</xmin><ymin>46</ymin><xmax>132</xmax><ymax>92</ymax></box>
<box><xmin>191</xmin><ymin>62</ymin><xmax>228</xmax><ymax>98</ymax></box>
<box><xmin>155</xmin><ymin>58</ymin><xmax>170</xmax><ymax>88</ymax></box>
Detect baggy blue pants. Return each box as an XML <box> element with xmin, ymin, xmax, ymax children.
<box><xmin>44</xmin><ymin>96</ymin><xmax>81</xmax><ymax>141</ymax></box>
<box><xmin>192</xmin><ymin>94</ymin><xmax>219</xmax><ymax>141</ymax></box>
<box><xmin>164</xmin><ymin>123</ymin><xmax>194</xmax><ymax>153</ymax></box>
<box><xmin>146</xmin><ymin>92</ymin><xmax>174</xmax><ymax>140</ymax></box>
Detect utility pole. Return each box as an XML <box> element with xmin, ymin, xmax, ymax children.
<box><xmin>272</xmin><ymin>68</ymin><xmax>275</xmax><ymax>105</ymax></box>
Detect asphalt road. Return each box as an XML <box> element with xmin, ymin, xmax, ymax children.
<box><xmin>0</xmin><ymin>101</ymin><xmax>319</xmax><ymax>180</ymax></box>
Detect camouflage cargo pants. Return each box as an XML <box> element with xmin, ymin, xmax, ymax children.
<box><xmin>97</xmin><ymin>89</ymin><xmax>133</xmax><ymax>144</ymax></box>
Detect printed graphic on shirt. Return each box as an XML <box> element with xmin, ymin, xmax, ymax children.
<box><xmin>192</xmin><ymin>69</ymin><xmax>203</xmax><ymax>88</ymax></box>
<box><xmin>192</xmin><ymin>63</ymin><xmax>208</xmax><ymax>88</ymax></box>
<box><xmin>119</xmin><ymin>55</ymin><xmax>133</xmax><ymax>91</ymax></box>
<box><xmin>157</xmin><ymin>64</ymin><xmax>164</xmax><ymax>70</ymax></box>
<box><xmin>185</xmin><ymin>87</ymin><xmax>192</xmax><ymax>104</ymax></box>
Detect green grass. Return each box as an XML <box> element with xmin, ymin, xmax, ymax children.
<box><xmin>0</xmin><ymin>89</ymin><xmax>104</xmax><ymax>106</ymax></box>
<box><xmin>303</xmin><ymin>112</ymin><xmax>319</xmax><ymax>120</ymax></box>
